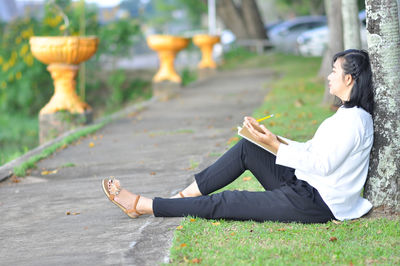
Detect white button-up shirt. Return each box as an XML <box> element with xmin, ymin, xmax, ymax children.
<box><xmin>276</xmin><ymin>106</ymin><xmax>373</xmax><ymax>220</ymax></box>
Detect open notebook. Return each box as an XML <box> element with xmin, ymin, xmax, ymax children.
<box><xmin>237</xmin><ymin>126</ymin><xmax>288</xmax><ymax>155</ymax></box>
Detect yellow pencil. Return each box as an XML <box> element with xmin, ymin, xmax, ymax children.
<box><xmin>256</xmin><ymin>114</ymin><xmax>274</xmax><ymax>122</ymax></box>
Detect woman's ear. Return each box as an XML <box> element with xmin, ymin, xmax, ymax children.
<box><xmin>345</xmin><ymin>74</ymin><xmax>353</xmax><ymax>87</ymax></box>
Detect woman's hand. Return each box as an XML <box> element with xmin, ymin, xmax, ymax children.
<box><xmin>243</xmin><ymin>116</ymin><xmax>281</xmax><ymax>151</ymax></box>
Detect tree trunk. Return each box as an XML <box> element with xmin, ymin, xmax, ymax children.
<box><xmin>342</xmin><ymin>0</ymin><xmax>361</xmax><ymax>49</ymax></box>
<box><xmin>216</xmin><ymin>0</ymin><xmax>266</xmax><ymax>40</ymax></box>
<box><xmin>241</xmin><ymin>0</ymin><xmax>267</xmax><ymax>39</ymax></box>
<box><xmin>310</xmin><ymin>0</ymin><xmax>326</xmax><ymax>15</ymax></box>
<box><xmin>364</xmin><ymin>0</ymin><xmax>400</xmax><ymax>214</ymax></box>
<box><xmin>216</xmin><ymin>0</ymin><xmax>248</xmax><ymax>39</ymax></box>
<box><xmin>320</xmin><ymin>0</ymin><xmax>344</xmax><ymax>106</ymax></box>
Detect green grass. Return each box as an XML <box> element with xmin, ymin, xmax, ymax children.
<box><xmin>171</xmin><ymin>216</ymin><xmax>399</xmax><ymax>265</ymax></box>
<box><xmin>181</xmin><ymin>67</ymin><xmax>198</xmax><ymax>86</ymax></box>
<box><xmin>13</xmin><ymin>122</ymin><xmax>105</xmax><ymax>177</ymax></box>
<box><xmin>168</xmin><ymin>50</ymin><xmax>400</xmax><ymax>265</ymax></box>
<box><xmin>0</xmin><ymin>113</ymin><xmax>38</xmax><ymax>165</ymax></box>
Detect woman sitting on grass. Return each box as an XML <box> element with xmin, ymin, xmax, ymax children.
<box><xmin>102</xmin><ymin>49</ymin><xmax>374</xmax><ymax>223</ymax></box>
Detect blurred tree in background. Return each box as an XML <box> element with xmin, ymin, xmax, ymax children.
<box><xmin>215</xmin><ymin>0</ymin><xmax>267</xmax><ymax>40</ymax></box>
<box><xmin>176</xmin><ymin>0</ymin><xmax>207</xmax><ymax>27</ymax></box>
<box><xmin>275</xmin><ymin>0</ymin><xmax>325</xmax><ymax>16</ymax></box>
<box><xmin>273</xmin><ymin>0</ymin><xmax>364</xmax><ymax>17</ymax></box>
<box><xmin>144</xmin><ymin>0</ymin><xmax>206</xmax><ymax>34</ymax></box>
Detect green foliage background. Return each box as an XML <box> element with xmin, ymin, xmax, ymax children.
<box><xmin>0</xmin><ymin>0</ymin><xmax>145</xmax><ymax>165</ymax></box>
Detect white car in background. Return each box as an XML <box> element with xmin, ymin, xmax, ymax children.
<box><xmin>268</xmin><ymin>16</ymin><xmax>327</xmax><ymax>53</ymax></box>
<box><xmin>297</xmin><ymin>11</ymin><xmax>367</xmax><ymax>57</ymax></box>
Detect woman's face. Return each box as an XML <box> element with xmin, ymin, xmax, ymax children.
<box><xmin>327</xmin><ymin>58</ymin><xmax>353</xmax><ymax>101</ymax></box>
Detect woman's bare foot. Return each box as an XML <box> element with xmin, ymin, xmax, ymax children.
<box><xmin>171</xmin><ymin>181</ymin><xmax>202</xmax><ymax>198</ymax></box>
<box><xmin>107</xmin><ymin>179</ymin><xmax>154</xmax><ymax>215</ymax></box>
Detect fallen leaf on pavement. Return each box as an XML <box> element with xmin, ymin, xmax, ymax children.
<box><xmin>11</xmin><ymin>176</ymin><xmax>20</xmax><ymax>183</ymax></box>
<box><xmin>66</xmin><ymin>211</ymin><xmax>80</xmax><ymax>215</ymax></box>
<box><xmin>41</xmin><ymin>169</ymin><xmax>58</xmax><ymax>175</ymax></box>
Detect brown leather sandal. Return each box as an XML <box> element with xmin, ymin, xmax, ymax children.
<box><xmin>102</xmin><ymin>177</ymin><xmax>142</xmax><ymax>219</ymax></box>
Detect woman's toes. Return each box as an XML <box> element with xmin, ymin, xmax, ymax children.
<box><xmin>108</xmin><ymin>179</ymin><xmax>121</xmax><ymax>195</ymax></box>
<box><xmin>114</xmin><ymin>179</ymin><xmax>121</xmax><ymax>190</ymax></box>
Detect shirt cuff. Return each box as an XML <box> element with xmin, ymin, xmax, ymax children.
<box><xmin>276</xmin><ymin>142</ymin><xmax>293</xmax><ymax>168</ymax></box>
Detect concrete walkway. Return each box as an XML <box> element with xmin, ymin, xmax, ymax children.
<box><xmin>0</xmin><ymin>68</ymin><xmax>272</xmax><ymax>265</ymax></box>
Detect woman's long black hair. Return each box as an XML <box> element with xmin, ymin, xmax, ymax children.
<box><xmin>333</xmin><ymin>49</ymin><xmax>374</xmax><ymax>115</ymax></box>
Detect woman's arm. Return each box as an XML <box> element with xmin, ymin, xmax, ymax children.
<box><xmin>275</xmin><ymin>116</ymin><xmax>361</xmax><ymax>176</ymax></box>
<box><xmin>243</xmin><ymin>116</ymin><xmax>282</xmax><ymax>153</ymax></box>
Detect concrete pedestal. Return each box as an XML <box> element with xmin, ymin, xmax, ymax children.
<box><xmin>152</xmin><ymin>81</ymin><xmax>182</xmax><ymax>101</ymax></box>
<box><xmin>39</xmin><ymin>110</ymin><xmax>93</xmax><ymax>144</ymax></box>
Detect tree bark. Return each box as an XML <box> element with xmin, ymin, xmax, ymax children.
<box><xmin>216</xmin><ymin>0</ymin><xmax>266</xmax><ymax>40</ymax></box>
<box><xmin>342</xmin><ymin>0</ymin><xmax>361</xmax><ymax>49</ymax></box>
<box><xmin>216</xmin><ymin>0</ymin><xmax>248</xmax><ymax>39</ymax></box>
<box><xmin>241</xmin><ymin>0</ymin><xmax>267</xmax><ymax>39</ymax></box>
<box><xmin>364</xmin><ymin>0</ymin><xmax>400</xmax><ymax>213</ymax></box>
<box><xmin>320</xmin><ymin>0</ymin><xmax>344</xmax><ymax>106</ymax></box>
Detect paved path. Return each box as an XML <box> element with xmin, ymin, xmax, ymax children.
<box><xmin>0</xmin><ymin>68</ymin><xmax>271</xmax><ymax>265</ymax></box>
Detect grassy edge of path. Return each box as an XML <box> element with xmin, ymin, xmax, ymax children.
<box><xmin>167</xmin><ymin>51</ymin><xmax>400</xmax><ymax>265</ymax></box>
<box><xmin>13</xmin><ymin>121</ymin><xmax>106</xmax><ymax>177</ymax></box>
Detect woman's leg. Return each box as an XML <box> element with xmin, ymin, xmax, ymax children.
<box><xmin>154</xmin><ymin>180</ymin><xmax>335</xmax><ymax>223</ymax></box>
<box><xmin>106</xmin><ymin>175</ymin><xmax>334</xmax><ymax>223</ymax></box>
<box><xmin>171</xmin><ymin>139</ymin><xmax>292</xmax><ymax>198</ymax></box>
<box><xmin>170</xmin><ymin>181</ymin><xmax>201</xmax><ymax>198</ymax></box>
<box><xmin>194</xmin><ymin>139</ymin><xmax>293</xmax><ymax>196</ymax></box>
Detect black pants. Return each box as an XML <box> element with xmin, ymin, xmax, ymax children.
<box><xmin>153</xmin><ymin>139</ymin><xmax>335</xmax><ymax>223</ymax></box>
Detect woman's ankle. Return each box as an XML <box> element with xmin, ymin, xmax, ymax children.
<box><xmin>137</xmin><ymin>197</ymin><xmax>153</xmax><ymax>215</ymax></box>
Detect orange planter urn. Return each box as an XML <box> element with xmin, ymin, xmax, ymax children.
<box><xmin>29</xmin><ymin>36</ymin><xmax>99</xmax><ymax>114</ymax></box>
<box><xmin>146</xmin><ymin>35</ymin><xmax>189</xmax><ymax>83</ymax></box>
<box><xmin>193</xmin><ymin>34</ymin><xmax>220</xmax><ymax>69</ymax></box>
